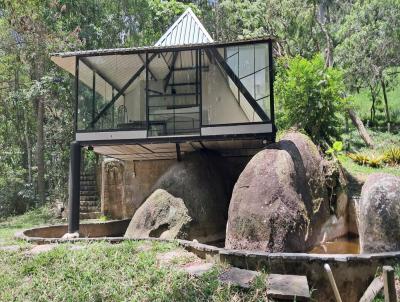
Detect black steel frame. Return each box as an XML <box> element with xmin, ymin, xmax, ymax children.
<box><xmin>74</xmin><ymin>39</ymin><xmax>275</xmax><ymax>139</ymax></box>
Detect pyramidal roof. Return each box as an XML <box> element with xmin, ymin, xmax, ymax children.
<box><xmin>155</xmin><ymin>8</ymin><xmax>214</xmax><ymax>47</ymax></box>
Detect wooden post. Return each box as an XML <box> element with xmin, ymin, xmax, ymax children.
<box><xmin>324</xmin><ymin>264</ymin><xmax>343</xmax><ymax>302</ymax></box>
<box><xmin>383</xmin><ymin>266</ymin><xmax>397</xmax><ymax>302</ymax></box>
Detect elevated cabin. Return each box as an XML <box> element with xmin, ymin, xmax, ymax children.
<box><xmin>51</xmin><ymin>8</ymin><xmax>275</xmax><ymax>233</ymax></box>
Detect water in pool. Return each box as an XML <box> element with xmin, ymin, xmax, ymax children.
<box><xmin>309</xmin><ymin>235</ymin><xmax>360</xmax><ymax>254</ymax></box>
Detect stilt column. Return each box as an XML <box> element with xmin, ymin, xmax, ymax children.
<box><xmin>68</xmin><ymin>141</ymin><xmax>81</xmax><ymax>234</ymax></box>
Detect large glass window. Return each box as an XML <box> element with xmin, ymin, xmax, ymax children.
<box><xmin>147</xmin><ymin>50</ymin><xmax>201</xmax><ymax>137</ymax></box>
<box><xmin>76</xmin><ymin>41</ymin><xmax>272</xmax><ymax>133</ymax></box>
<box><xmin>201</xmin><ymin>42</ymin><xmax>271</xmax><ymax>125</ymax></box>
<box><xmin>77</xmin><ymin>54</ymin><xmax>146</xmax><ymax>131</ymax></box>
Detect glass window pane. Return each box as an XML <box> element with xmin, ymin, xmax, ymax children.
<box><xmin>241</xmin><ymin>74</ymin><xmax>255</xmax><ymax>99</ymax></box>
<box><xmin>238</xmin><ymin>45</ymin><xmax>254</xmax><ymax>78</ymax></box>
<box><xmin>257</xmin><ymin>97</ymin><xmax>270</xmax><ymax>118</ymax></box>
<box><xmin>255</xmin><ymin>43</ymin><xmax>268</xmax><ymax>70</ymax></box>
<box><xmin>254</xmin><ymin>68</ymin><xmax>269</xmax><ymax>100</ymax></box>
<box><xmin>226</xmin><ymin>55</ymin><xmax>238</xmax><ymax>77</ymax></box>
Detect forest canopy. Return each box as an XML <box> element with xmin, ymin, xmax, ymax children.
<box><xmin>0</xmin><ymin>0</ymin><xmax>399</xmax><ymax>216</ymax></box>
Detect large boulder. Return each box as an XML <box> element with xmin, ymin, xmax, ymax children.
<box><xmin>359</xmin><ymin>173</ymin><xmax>400</xmax><ymax>253</ymax></box>
<box><xmin>125</xmin><ymin>189</ymin><xmax>191</xmax><ymax>239</ymax></box>
<box><xmin>225</xmin><ymin>131</ymin><xmax>331</xmax><ymax>252</ymax></box>
<box><xmin>125</xmin><ymin>150</ymin><xmax>231</xmax><ymax>243</ymax></box>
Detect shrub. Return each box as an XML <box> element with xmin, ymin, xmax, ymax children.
<box><xmin>383</xmin><ymin>146</ymin><xmax>400</xmax><ymax>166</ymax></box>
<box><xmin>275</xmin><ymin>54</ymin><xmax>348</xmax><ymax>145</ymax></box>
<box><xmin>348</xmin><ymin>153</ymin><xmax>385</xmax><ymax>168</ymax></box>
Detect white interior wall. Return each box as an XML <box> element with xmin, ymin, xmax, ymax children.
<box><xmin>202</xmin><ymin>63</ymin><xmax>250</xmax><ymax>125</ymax></box>
<box><xmin>124</xmin><ymin>76</ymin><xmax>146</xmax><ymax>122</ymax></box>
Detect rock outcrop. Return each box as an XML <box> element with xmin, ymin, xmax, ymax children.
<box><xmin>124</xmin><ymin>189</ymin><xmax>191</xmax><ymax>239</ymax></box>
<box><xmin>125</xmin><ymin>150</ymin><xmax>232</xmax><ymax>242</ymax></box>
<box><xmin>225</xmin><ymin>131</ymin><xmax>332</xmax><ymax>252</ymax></box>
<box><xmin>359</xmin><ymin>173</ymin><xmax>400</xmax><ymax>253</ymax></box>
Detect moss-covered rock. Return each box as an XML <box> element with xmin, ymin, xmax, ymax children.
<box><xmin>126</xmin><ymin>150</ymin><xmax>232</xmax><ymax>243</ymax></box>
<box><xmin>124</xmin><ymin>189</ymin><xmax>191</xmax><ymax>239</ymax></box>
<box><xmin>225</xmin><ymin>131</ymin><xmax>332</xmax><ymax>252</ymax></box>
<box><xmin>359</xmin><ymin>173</ymin><xmax>400</xmax><ymax>253</ymax></box>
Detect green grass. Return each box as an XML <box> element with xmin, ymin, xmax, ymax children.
<box><xmin>340</xmin><ymin>128</ymin><xmax>400</xmax><ymax>177</ymax></box>
<box><xmin>0</xmin><ymin>242</ymin><xmax>269</xmax><ymax>302</ymax></box>
<box><xmin>0</xmin><ymin>206</ymin><xmax>62</xmax><ymax>246</ymax></box>
<box><xmin>338</xmin><ymin>154</ymin><xmax>400</xmax><ymax>177</ymax></box>
<box><xmin>353</xmin><ymin>75</ymin><xmax>400</xmax><ymax>124</ymax></box>
<box><xmin>0</xmin><ymin>210</ymin><xmax>269</xmax><ymax>302</ymax></box>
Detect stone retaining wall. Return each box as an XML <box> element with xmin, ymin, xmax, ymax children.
<box><xmin>16</xmin><ymin>225</ymin><xmax>398</xmax><ymax>302</ymax></box>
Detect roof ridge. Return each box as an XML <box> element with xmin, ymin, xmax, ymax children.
<box><xmin>154</xmin><ymin>7</ymin><xmax>213</xmax><ymax>47</ymax></box>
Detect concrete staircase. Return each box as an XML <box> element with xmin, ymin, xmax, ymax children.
<box><xmin>80</xmin><ymin>172</ymin><xmax>101</xmax><ymax>219</ymax></box>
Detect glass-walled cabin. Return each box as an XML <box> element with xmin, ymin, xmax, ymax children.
<box><xmin>73</xmin><ymin>39</ymin><xmax>274</xmax><ymax>140</ymax></box>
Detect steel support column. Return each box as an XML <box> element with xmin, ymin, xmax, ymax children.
<box><xmin>68</xmin><ymin>141</ymin><xmax>81</xmax><ymax>234</ymax></box>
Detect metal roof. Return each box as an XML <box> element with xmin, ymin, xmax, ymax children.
<box><xmin>154</xmin><ymin>8</ymin><xmax>214</xmax><ymax>46</ymax></box>
<box><xmin>50</xmin><ymin>37</ymin><xmax>272</xmax><ymax>58</ymax></box>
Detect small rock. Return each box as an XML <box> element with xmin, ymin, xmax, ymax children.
<box><xmin>136</xmin><ymin>243</ymin><xmax>152</xmax><ymax>253</ymax></box>
<box><xmin>0</xmin><ymin>245</ymin><xmax>20</xmax><ymax>252</ymax></box>
<box><xmin>69</xmin><ymin>245</ymin><xmax>85</xmax><ymax>251</ymax></box>
<box><xmin>62</xmin><ymin>232</ymin><xmax>79</xmax><ymax>239</ymax></box>
<box><xmin>183</xmin><ymin>262</ymin><xmax>214</xmax><ymax>277</ymax></box>
<box><xmin>28</xmin><ymin>244</ymin><xmax>57</xmax><ymax>255</ymax></box>
<box><xmin>156</xmin><ymin>249</ymin><xmax>200</xmax><ymax>268</ymax></box>
<box><xmin>218</xmin><ymin>267</ymin><xmax>260</xmax><ymax>289</ymax></box>
<box><xmin>267</xmin><ymin>274</ymin><xmax>310</xmax><ymax>301</ymax></box>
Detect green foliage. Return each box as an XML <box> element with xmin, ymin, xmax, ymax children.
<box><xmin>326</xmin><ymin>141</ymin><xmax>344</xmax><ymax>157</ymax></box>
<box><xmin>348</xmin><ymin>153</ymin><xmax>385</xmax><ymax>168</ymax></box>
<box><xmin>275</xmin><ymin>55</ymin><xmax>348</xmax><ymax>144</ymax></box>
<box><xmin>0</xmin><ymin>235</ymin><xmax>268</xmax><ymax>301</ymax></box>
<box><xmin>383</xmin><ymin>146</ymin><xmax>400</xmax><ymax>166</ymax></box>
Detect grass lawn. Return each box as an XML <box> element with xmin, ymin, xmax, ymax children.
<box><xmin>340</xmin><ymin>128</ymin><xmax>400</xmax><ymax>178</ymax></box>
<box><xmin>0</xmin><ymin>207</ymin><xmax>62</xmax><ymax>247</ymax></box>
<box><xmin>353</xmin><ymin>76</ymin><xmax>400</xmax><ymax>124</ymax></box>
<box><xmin>0</xmin><ymin>210</ymin><xmax>268</xmax><ymax>302</ymax></box>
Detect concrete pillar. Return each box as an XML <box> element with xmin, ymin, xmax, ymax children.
<box><xmin>68</xmin><ymin>141</ymin><xmax>81</xmax><ymax>234</ymax></box>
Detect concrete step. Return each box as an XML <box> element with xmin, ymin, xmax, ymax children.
<box><xmin>80</xmin><ymin>200</ymin><xmax>99</xmax><ymax>207</ymax></box>
<box><xmin>80</xmin><ymin>180</ymin><xmax>96</xmax><ymax>186</ymax></box>
<box><xmin>218</xmin><ymin>267</ymin><xmax>260</xmax><ymax>289</ymax></box>
<box><xmin>80</xmin><ymin>175</ymin><xmax>96</xmax><ymax>181</ymax></box>
<box><xmin>80</xmin><ymin>212</ymin><xmax>101</xmax><ymax>219</ymax></box>
<box><xmin>80</xmin><ymin>185</ymin><xmax>97</xmax><ymax>191</ymax></box>
<box><xmin>79</xmin><ymin>195</ymin><xmax>98</xmax><ymax>202</ymax></box>
<box><xmin>266</xmin><ymin>274</ymin><xmax>310</xmax><ymax>301</ymax></box>
<box><xmin>80</xmin><ymin>190</ymin><xmax>97</xmax><ymax>197</ymax></box>
<box><xmin>80</xmin><ymin>205</ymin><xmax>100</xmax><ymax>212</ymax></box>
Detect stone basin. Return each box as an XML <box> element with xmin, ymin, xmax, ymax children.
<box><xmin>15</xmin><ymin>221</ymin><xmax>400</xmax><ymax>302</ymax></box>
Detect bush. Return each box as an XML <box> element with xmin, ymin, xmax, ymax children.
<box><xmin>275</xmin><ymin>54</ymin><xmax>348</xmax><ymax>145</ymax></box>
<box><xmin>383</xmin><ymin>146</ymin><xmax>400</xmax><ymax>166</ymax></box>
<box><xmin>348</xmin><ymin>153</ymin><xmax>385</xmax><ymax>168</ymax></box>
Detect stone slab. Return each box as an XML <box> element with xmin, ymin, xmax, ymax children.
<box><xmin>183</xmin><ymin>262</ymin><xmax>214</xmax><ymax>277</ymax></box>
<box><xmin>28</xmin><ymin>244</ymin><xmax>58</xmax><ymax>255</ymax></box>
<box><xmin>0</xmin><ymin>245</ymin><xmax>20</xmax><ymax>252</ymax></box>
<box><xmin>267</xmin><ymin>274</ymin><xmax>310</xmax><ymax>301</ymax></box>
<box><xmin>218</xmin><ymin>267</ymin><xmax>260</xmax><ymax>288</ymax></box>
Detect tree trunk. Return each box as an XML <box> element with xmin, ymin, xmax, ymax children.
<box><xmin>347</xmin><ymin>109</ymin><xmax>374</xmax><ymax>148</ymax></box>
<box><xmin>24</xmin><ymin>111</ymin><xmax>32</xmax><ymax>183</ymax></box>
<box><xmin>36</xmin><ymin>96</ymin><xmax>45</xmax><ymax>204</ymax></box>
<box><xmin>381</xmin><ymin>78</ymin><xmax>390</xmax><ymax>125</ymax></box>
<box><xmin>370</xmin><ymin>85</ymin><xmax>376</xmax><ymax>122</ymax></box>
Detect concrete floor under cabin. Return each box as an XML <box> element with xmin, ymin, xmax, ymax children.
<box><xmin>91</xmin><ymin>137</ymin><xmax>267</xmax><ymax>220</ymax></box>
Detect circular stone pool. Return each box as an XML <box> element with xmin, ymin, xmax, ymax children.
<box><xmin>15</xmin><ymin>221</ymin><xmax>400</xmax><ymax>302</ymax></box>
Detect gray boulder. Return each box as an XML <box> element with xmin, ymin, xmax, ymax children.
<box><xmin>125</xmin><ymin>189</ymin><xmax>191</xmax><ymax>239</ymax></box>
<box><xmin>225</xmin><ymin>131</ymin><xmax>331</xmax><ymax>252</ymax></box>
<box><xmin>359</xmin><ymin>173</ymin><xmax>400</xmax><ymax>253</ymax></box>
<box><xmin>126</xmin><ymin>150</ymin><xmax>231</xmax><ymax>243</ymax></box>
